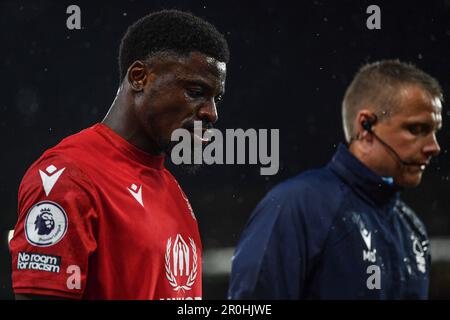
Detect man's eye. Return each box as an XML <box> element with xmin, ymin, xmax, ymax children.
<box><xmin>408</xmin><ymin>125</ymin><xmax>421</xmax><ymax>135</ymax></box>
<box><xmin>407</xmin><ymin>124</ymin><xmax>431</xmax><ymax>136</ymax></box>
<box><xmin>186</xmin><ymin>88</ymin><xmax>204</xmax><ymax>98</ymax></box>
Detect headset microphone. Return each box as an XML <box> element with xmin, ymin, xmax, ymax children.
<box><xmin>361</xmin><ymin>118</ymin><xmax>426</xmax><ymax>170</ymax></box>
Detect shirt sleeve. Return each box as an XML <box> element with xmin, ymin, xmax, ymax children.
<box><xmin>9</xmin><ymin>152</ymin><xmax>99</xmax><ymax>299</ymax></box>
<box><xmin>228</xmin><ymin>186</ymin><xmax>307</xmax><ymax>299</ymax></box>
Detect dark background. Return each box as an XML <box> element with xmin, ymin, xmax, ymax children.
<box><xmin>1</xmin><ymin>0</ymin><xmax>449</xmax><ymax>299</ymax></box>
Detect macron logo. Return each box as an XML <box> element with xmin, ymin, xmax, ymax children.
<box><xmin>128</xmin><ymin>184</ymin><xmax>144</xmax><ymax>207</ymax></box>
<box><xmin>361</xmin><ymin>228</ymin><xmax>372</xmax><ymax>250</ymax></box>
<box><xmin>39</xmin><ymin>165</ymin><xmax>65</xmax><ymax>196</ymax></box>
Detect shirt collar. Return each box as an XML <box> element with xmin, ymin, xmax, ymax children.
<box><xmin>93</xmin><ymin>123</ymin><xmax>165</xmax><ymax>169</ymax></box>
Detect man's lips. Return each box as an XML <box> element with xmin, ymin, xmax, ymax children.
<box><xmin>187</xmin><ymin>128</ymin><xmax>211</xmax><ymax>144</ymax></box>
<box><xmin>407</xmin><ymin>161</ymin><xmax>429</xmax><ymax>172</ymax></box>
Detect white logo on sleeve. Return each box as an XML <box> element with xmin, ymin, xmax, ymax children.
<box><xmin>39</xmin><ymin>165</ymin><xmax>66</xmax><ymax>196</ymax></box>
<box><xmin>25</xmin><ymin>201</ymin><xmax>68</xmax><ymax>247</ymax></box>
<box><xmin>128</xmin><ymin>184</ymin><xmax>144</xmax><ymax>207</ymax></box>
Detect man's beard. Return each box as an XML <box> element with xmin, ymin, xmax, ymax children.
<box><xmin>177</xmin><ymin>162</ymin><xmax>203</xmax><ymax>175</ymax></box>
<box><xmin>162</xmin><ymin>138</ymin><xmax>203</xmax><ymax>175</ymax></box>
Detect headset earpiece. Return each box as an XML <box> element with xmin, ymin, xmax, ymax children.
<box><xmin>362</xmin><ymin>115</ymin><xmax>377</xmax><ymax>133</ymax></box>
<box><xmin>362</xmin><ymin>120</ymin><xmax>373</xmax><ymax>132</ymax></box>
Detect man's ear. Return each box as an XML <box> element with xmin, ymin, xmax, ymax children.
<box><xmin>127</xmin><ymin>60</ymin><xmax>148</xmax><ymax>92</ymax></box>
<box><xmin>354</xmin><ymin>109</ymin><xmax>376</xmax><ymax>141</ymax></box>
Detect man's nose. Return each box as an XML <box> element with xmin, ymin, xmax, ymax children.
<box><xmin>197</xmin><ymin>100</ymin><xmax>218</xmax><ymax>124</ymax></box>
<box><xmin>423</xmin><ymin>133</ymin><xmax>441</xmax><ymax>157</ymax></box>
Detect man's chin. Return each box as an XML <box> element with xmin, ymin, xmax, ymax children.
<box><xmin>397</xmin><ymin>173</ymin><xmax>422</xmax><ymax>188</ymax></box>
<box><xmin>164</xmin><ymin>136</ymin><xmax>205</xmax><ymax>174</ymax></box>
<box><xmin>177</xmin><ymin>163</ymin><xmax>203</xmax><ymax>175</ymax></box>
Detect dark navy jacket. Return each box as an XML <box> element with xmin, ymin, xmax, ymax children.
<box><xmin>229</xmin><ymin>144</ymin><xmax>430</xmax><ymax>299</ymax></box>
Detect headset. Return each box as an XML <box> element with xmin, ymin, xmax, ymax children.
<box><xmin>360</xmin><ymin>115</ymin><xmax>426</xmax><ymax>169</ymax></box>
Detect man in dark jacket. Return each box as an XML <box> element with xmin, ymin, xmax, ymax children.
<box><xmin>229</xmin><ymin>60</ymin><xmax>443</xmax><ymax>299</ymax></box>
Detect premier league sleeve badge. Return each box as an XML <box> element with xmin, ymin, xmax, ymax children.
<box><xmin>24</xmin><ymin>201</ymin><xmax>68</xmax><ymax>247</ymax></box>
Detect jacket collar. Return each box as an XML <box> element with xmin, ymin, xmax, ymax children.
<box><xmin>328</xmin><ymin>143</ymin><xmax>401</xmax><ymax>206</ymax></box>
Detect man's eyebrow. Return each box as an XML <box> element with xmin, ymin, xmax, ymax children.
<box><xmin>178</xmin><ymin>76</ymin><xmax>211</xmax><ymax>88</ymax></box>
<box><xmin>411</xmin><ymin>120</ymin><xmax>442</xmax><ymax>132</ymax></box>
<box><xmin>178</xmin><ymin>76</ymin><xmax>225</xmax><ymax>95</ymax></box>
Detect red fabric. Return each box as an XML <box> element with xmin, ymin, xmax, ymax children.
<box><xmin>10</xmin><ymin>123</ymin><xmax>202</xmax><ymax>300</ymax></box>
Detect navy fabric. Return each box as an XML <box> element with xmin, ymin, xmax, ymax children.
<box><xmin>229</xmin><ymin>144</ymin><xmax>430</xmax><ymax>299</ymax></box>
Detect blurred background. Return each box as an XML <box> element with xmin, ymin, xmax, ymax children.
<box><xmin>0</xmin><ymin>0</ymin><xmax>449</xmax><ymax>299</ymax></box>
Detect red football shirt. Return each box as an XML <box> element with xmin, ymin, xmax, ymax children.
<box><xmin>10</xmin><ymin>123</ymin><xmax>202</xmax><ymax>299</ymax></box>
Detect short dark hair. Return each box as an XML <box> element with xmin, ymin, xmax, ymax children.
<box><xmin>342</xmin><ymin>59</ymin><xmax>443</xmax><ymax>142</ymax></box>
<box><xmin>118</xmin><ymin>10</ymin><xmax>230</xmax><ymax>81</ymax></box>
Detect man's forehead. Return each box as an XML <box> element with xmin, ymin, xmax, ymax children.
<box><xmin>205</xmin><ymin>56</ymin><xmax>227</xmax><ymax>75</ymax></box>
<box><xmin>431</xmin><ymin>96</ymin><xmax>443</xmax><ymax>112</ymax></box>
<box><xmin>173</xmin><ymin>52</ymin><xmax>226</xmax><ymax>90</ymax></box>
<box><xmin>184</xmin><ymin>52</ymin><xmax>227</xmax><ymax>80</ymax></box>
<box><xmin>398</xmin><ymin>85</ymin><xmax>442</xmax><ymax>116</ymax></box>
<box><xmin>147</xmin><ymin>51</ymin><xmax>226</xmax><ymax>76</ymax></box>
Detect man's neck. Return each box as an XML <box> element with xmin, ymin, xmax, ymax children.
<box><xmin>348</xmin><ymin>142</ymin><xmax>390</xmax><ymax>179</ymax></box>
<box><xmin>102</xmin><ymin>89</ymin><xmax>163</xmax><ymax>156</ymax></box>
